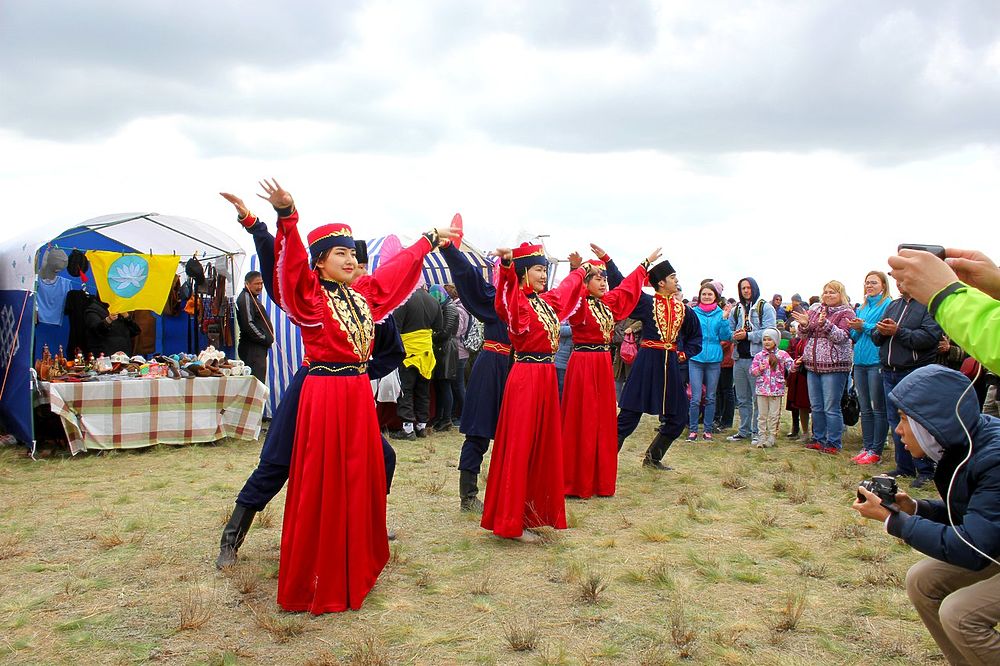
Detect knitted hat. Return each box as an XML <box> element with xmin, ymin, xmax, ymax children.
<box><xmin>762</xmin><ymin>327</ymin><xmax>781</xmax><ymax>345</ymax></box>
<box><xmin>39</xmin><ymin>248</ymin><xmax>68</xmax><ymax>280</ymax></box>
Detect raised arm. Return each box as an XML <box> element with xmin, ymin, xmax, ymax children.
<box><xmin>602</xmin><ymin>264</ymin><xmax>649</xmax><ymax>320</ymax></box>
<box><xmin>353</xmin><ymin>226</ymin><xmax>459</xmax><ymax>322</ymax></box>
<box><xmin>264</xmin><ymin>181</ymin><xmax>326</xmax><ymax>328</ymax></box>
<box><xmin>603</xmin><ymin>248</ymin><xmax>659</xmax><ymax>320</ymax></box>
<box><xmin>541</xmin><ymin>266</ymin><xmax>587</xmax><ymax>321</ymax></box>
<box><xmin>440</xmin><ymin>243</ymin><xmax>498</xmax><ymax>324</ymax></box>
<box><xmin>222</xmin><ymin>192</ymin><xmax>277</xmax><ymax>302</ymax></box>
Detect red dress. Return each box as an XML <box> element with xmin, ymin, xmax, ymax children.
<box><xmin>273</xmin><ymin>210</ymin><xmax>430</xmax><ymax>614</ymax></box>
<box><xmin>562</xmin><ymin>264</ymin><xmax>647</xmax><ymax>498</ymax></box>
<box><xmin>480</xmin><ymin>263</ymin><xmax>586</xmax><ymax>538</ymax></box>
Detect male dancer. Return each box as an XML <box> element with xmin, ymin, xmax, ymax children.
<box><xmin>616</xmin><ymin>258</ymin><xmax>702</xmax><ymax>470</ymax></box>
<box><xmin>216</xmin><ymin>193</ymin><xmax>402</xmax><ymax>567</ymax></box>
<box><xmin>437</xmin><ymin>216</ymin><xmax>513</xmax><ymax>512</ymax></box>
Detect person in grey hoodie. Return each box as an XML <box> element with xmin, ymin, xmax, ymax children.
<box><xmin>853</xmin><ymin>365</ymin><xmax>1000</xmax><ymax>666</ymax></box>
<box><xmin>727</xmin><ymin>277</ymin><xmax>777</xmax><ymax>441</ymax></box>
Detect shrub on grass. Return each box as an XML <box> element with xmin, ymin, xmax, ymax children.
<box><xmin>768</xmin><ymin>589</ymin><xmax>806</xmax><ymax>633</ymax></box>
<box><xmin>177</xmin><ymin>587</ymin><xmax>213</xmax><ymax>631</ymax></box>
<box><xmin>577</xmin><ymin>567</ymin><xmax>608</xmax><ymax>605</ymax></box>
<box><xmin>502</xmin><ymin>618</ymin><xmax>539</xmax><ymax>652</ymax></box>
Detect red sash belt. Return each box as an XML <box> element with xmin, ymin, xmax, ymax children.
<box><xmin>483</xmin><ymin>340</ymin><xmax>511</xmax><ymax>355</ymax></box>
<box><xmin>641</xmin><ymin>339</ymin><xmax>676</xmax><ymax>351</ymax></box>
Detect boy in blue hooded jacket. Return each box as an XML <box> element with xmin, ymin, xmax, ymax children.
<box><xmin>853</xmin><ymin>365</ymin><xmax>1000</xmax><ymax>665</ymax></box>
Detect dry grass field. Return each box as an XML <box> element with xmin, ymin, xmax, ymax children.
<box><xmin>0</xmin><ymin>415</ymin><xmax>945</xmax><ymax>665</ymax></box>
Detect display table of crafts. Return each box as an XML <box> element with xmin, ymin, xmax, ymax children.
<box><xmin>35</xmin><ymin>376</ymin><xmax>269</xmax><ymax>454</ymax></box>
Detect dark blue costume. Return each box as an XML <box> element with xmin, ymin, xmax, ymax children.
<box><xmin>439</xmin><ymin>244</ymin><xmax>512</xmax><ymax>475</ymax></box>
<box><xmin>617</xmin><ymin>290</ymin><xmax>702</xmax><ymax>465</ymax></box>
<box><xmin>234</xmin><ymin>218</ymin><xmax>400</xmax><ymax>513</ymax></box>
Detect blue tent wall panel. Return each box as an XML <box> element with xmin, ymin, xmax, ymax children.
<box><xmin>0</xmin><ymin>290</ymin><xmax>35</xmax><ymax>447</ymax></box>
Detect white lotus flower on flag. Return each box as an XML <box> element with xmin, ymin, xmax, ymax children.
<box><xmin>111</xmin><ymin>260</ymin><xmax>147</xmax><ymax>290</ymax></box>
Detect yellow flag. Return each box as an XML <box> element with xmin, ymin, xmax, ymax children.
<box><xmin>87</xmin><ymin>251</ymin><xmax>180</xmax><ymax>314</ymax></box>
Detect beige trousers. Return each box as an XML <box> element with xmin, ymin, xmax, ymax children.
<box><xmin>905</xmin><ymin>557</ymin><xmax>1000</xmax><ymax>665</ymax></box>
<box><xmin>755</xmin><ymin>395</ymin><xmax>782</xmax><ymax>447</ymax></box>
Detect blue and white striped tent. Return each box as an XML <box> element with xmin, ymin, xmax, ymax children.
<box><xmin>367</xmin><ymin>235</ymin><xmax>494</xmax><ymax>286</ymax></box>
<box><xmin>248</xmin><ymin>237</ymin><xmax>492</xmax><ymax>411</ymax></box>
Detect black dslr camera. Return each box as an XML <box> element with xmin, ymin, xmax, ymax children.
<box><xmin>857</xmin><ymin>474</ymin><xmax>899</xmax><ymax>508</ymax></box>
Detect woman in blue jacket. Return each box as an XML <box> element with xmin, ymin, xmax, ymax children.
<box><xmin>687</xmin><ymin>282</ymin><xmax>732</xmax><ymax>440</ymax></box>
<box><xmin>848</xmin><ymin>270</ymin><xmax>892</xmax><ymax>464</ymax></box>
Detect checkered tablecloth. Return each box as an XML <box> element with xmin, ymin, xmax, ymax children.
<box><xmin>37</xmin><ymin>377</ymin><xmax>269</xmax><ymax>454</ymax></box>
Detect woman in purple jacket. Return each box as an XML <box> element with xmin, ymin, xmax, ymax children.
<box><xmin>790</xmin><ymin>280</ymin><xmax>854</xmax><ymax>454</ymax></box>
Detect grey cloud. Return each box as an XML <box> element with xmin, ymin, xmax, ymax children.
<box><xmin>1</xmin><ymin>0</ymin><xmax>998</xmax><ymax>162</ymax></box>
<box><xmin>474</xmin><ymin>2</ymin><xmax>1000</xmax><ymax>159</ymax></box>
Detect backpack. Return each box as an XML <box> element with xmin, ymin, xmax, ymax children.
<box><xmin>463</xmin><ymin>317</ymin><xmax>485</xmax><ymax>353</ymax></box>
<box><xmin>620</xmin><ymin>330</ymin><xmax>638</xmax><ymax>364</ymax></box>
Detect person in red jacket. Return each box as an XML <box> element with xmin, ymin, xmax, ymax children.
<box><xmin>562</xmin><ymin>247</ymin><xmax>659</xmax><ymax>498</ymax></box>
<box><xmin>262</xmin><ymin>179</ymin><xmax>457</xmax><ymax>613</ymax></box>
<box><xmin>481</xmin><ymin>243</ymin><xmax>590</xmax><ymax>542</ymax></box>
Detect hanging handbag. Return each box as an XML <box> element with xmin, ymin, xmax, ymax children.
<box><xmin>620</xmin><ymin>330</ymin><xmax>638</xmax><ymax>365</ymax></box>
<box><xmin>841</xmin><ymin>385</ymin><xmax>861</xmax><ymax>427</ymax></box>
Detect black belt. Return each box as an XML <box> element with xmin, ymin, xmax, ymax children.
<box><xmin>514</xmin><ymin>352</ymin><xmax>555</xmax><ymax>364</ymax></box>
<box><xmin>307</xmin><ymin>362</ymin><xmax>368</xmax><ymax>376</ymax></box>
<box><xmin>573</xmin><ymin>344</ymin><xmax>610</xmax><ymax>352</ymax></box>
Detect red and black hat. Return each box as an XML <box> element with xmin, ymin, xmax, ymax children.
<box><xmin>307</xmin><ymin>223</ymin><xmax>356</xmax><ymax>267</ymax></box>
<box><xmin>511</xmin><ymin>242</ymin><xmax>546</xmax><ymax>275</ymax></box>
<box><xmin>587</xmin><ymin>258</ymin><xmax>608</xmax><ymax>277</ymax></box>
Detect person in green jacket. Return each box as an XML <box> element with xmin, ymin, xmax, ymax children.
<box><xmin>888</xmin><ymin>248</ymin><xmax>1000</xmax><ymax>374</ymax></box>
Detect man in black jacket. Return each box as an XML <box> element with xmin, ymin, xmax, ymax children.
<box><xmin>236</xmin><ymin>271</ymin><xmax>274</xmax><ymax>384</ymax></box>
<box><xmin>871</xmin><ymin>286</ymin><xmax>944</xmax><ymax>487</ymax></box>
<box><xmin>391</xmin><ymin>287</ymin><xmax>444</xmax><ymax>440</ymax></box>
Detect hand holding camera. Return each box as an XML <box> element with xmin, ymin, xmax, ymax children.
<box><xmin>852</xmin><ymin>474</ymin><xmax>917</xmax><ymax>521</ymax></box>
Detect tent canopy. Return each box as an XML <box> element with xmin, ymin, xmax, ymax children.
<box><xmin>0</xmin><ymin>213</ymin><xmax>246</xmax><ymax>449</ymax></box>
<box><xmin>0</xmin><ymin>212</ymin><xmax>246</xmax><ymax>293</ymax></box>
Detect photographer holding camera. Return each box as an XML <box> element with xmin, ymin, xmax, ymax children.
<box><xmin>852</xmin><ymin>365</ymin><xmax>1000</xmax><ymax>665</ymax></box>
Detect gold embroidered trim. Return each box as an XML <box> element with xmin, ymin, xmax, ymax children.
<box><xmin>528</xmin><ymin>294</ymin><xmax>560</xmax><ymax>352</ymax></box>
<box><xmin>653</xmin><ymin>294</ymin><xmax>685</xmax><ymax>345</ymax></box>
<box><xmin>588</xmin><ymin>296</ymin><xmax>615</xmax><ymax>343</ymax></box>
<box><xmin>312</xmin><ymin>228</ymin><xmax>353</xmax><ymax>243</ymax></box>
<box><xmin>324</xmin><ymin>284</ymin><xmax>374</xmax><ymax>361</ymax></box>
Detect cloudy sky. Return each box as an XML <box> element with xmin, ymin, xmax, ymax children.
<box><xmin>1</xmin><ymin>0</ymin><xmax>998</xmax><ymax>300</ymax></box>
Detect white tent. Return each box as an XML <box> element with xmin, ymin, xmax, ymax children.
<box><xmin>0</xmin><ymin>213</ymin><xmax>246</xmax><ymax>449</ymax></box>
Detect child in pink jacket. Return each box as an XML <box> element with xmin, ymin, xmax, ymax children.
<box><xmin>750</xmin><ymin>328</ymin><xmax>795</xmax><ymax>448</ymax></box>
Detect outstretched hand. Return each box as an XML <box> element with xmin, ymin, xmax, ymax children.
<box><xmin>494</xmin><ymin>247</ymin><xmax>513</xmax><ymax>261</ymax></box>
<box><xmin>646</xmin><ymin>247</ymin><xmax>662</xmax><ymax>265</ymax></box>
<box><xmin>589</xmin><ymin>243</ymin><xmax>607</xmax><ymax>259</ymax></box>
<box><xmin>219</xmin><ymin>192</ymin><xmax>250</xmax><ymax>219</ymax></box>
<box><xmin>256</xmin><ymin>178</ymin><xmax>294</xmax><ymax>210</ymax></box>
<box><xmin>568</xmin><ymin>251</ymin><xmax>583</xmax><ymax>270</ymax></box>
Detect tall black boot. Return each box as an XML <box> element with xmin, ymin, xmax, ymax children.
<box><xmin>617</xmin><ymin>435</ymin><xmax>626</xmax><ymax>452</ymax></box>
<box><xmin>459</xmin><ymin>470</ymin><xmax>484</xmax><ymax>513</ymax></box>
<box><xmin>216</xmin><ymin>504</ymin><xmax>257</xmax><ymax>569</ymax></box>
<box><xmin>642</xmin><ymin>433</ymin><xmax>673</xmax><ymax>471</ymax></box>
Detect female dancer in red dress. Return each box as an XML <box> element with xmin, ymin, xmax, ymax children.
<box><xmin>562</xmin><ymin>246</ymin><xmax>659</xmax><ymax>498</ymax></box>
<box><xmin>262</xmin><ymin>179</ymin><xmax>456</xmax><ymax>613</ymax></box>
<box><xmin>481</xmin><ymin>243</ymin><xmax>590</xmax><ymax>542</ymax></box>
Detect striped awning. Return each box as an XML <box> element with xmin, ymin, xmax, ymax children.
<box><xmin>367</xmin><ymin>235</ymin><xmax>493</xmax><ymax>286</ymax></box>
